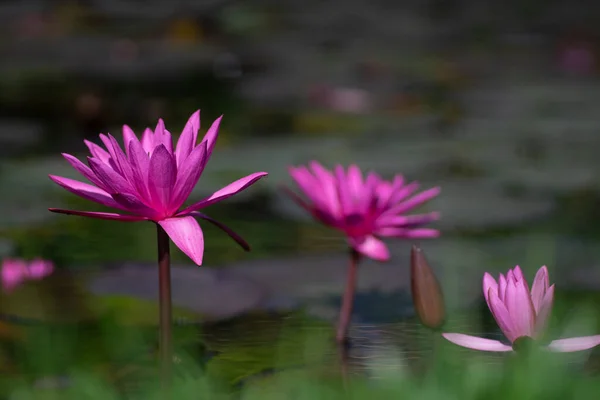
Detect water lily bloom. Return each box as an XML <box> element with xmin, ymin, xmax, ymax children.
<box><xmin>285</xmin><ymin>162</ymin><xmax>440</xmax><ymax>261</ymax></box>
<box><xmin>285</xmin><ymin>162</ymin><xmax>440</xmax><ymax>343</ymax></box>
<box><xmin>48</xmin><ymin>111</ymin><xmax>268</xmax><ymax>265</ymax></box>
<box><xmin>443</xmin><ymin>265</ymin><xmax>600</xmax><ymax>352</ymax></box>
<box><xmin>2</xmin><ymin>258</ymin><xmax>54</xmax><ymax>292</ymax></box>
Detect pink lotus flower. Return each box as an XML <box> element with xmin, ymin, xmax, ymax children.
<box><xmin>48</xmin><ymin>110</ymin><xmax>268</xmax><ymax>265</ymax></box>
<box><xmin>443</xmin><ymin>266</ymin><xmax>600</xmax><ymax>352</ymax></box>
<box><xmin>2</xmin><ymin>258</ymin><xmax>54</xmax><ymax>293</ymax></box>
<box><xmin>285</xmin><ymin>162</ymin><xmax>440</xmax><ymax>261</ymax></box>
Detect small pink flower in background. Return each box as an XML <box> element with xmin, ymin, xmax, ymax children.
<box><xmin>285</xmin><ymin>162</ymin><xmax>440</xmax><ymax>261</ymax></box>
<box><xmin>2</xmin><ymin>258</ymin><xmax>54</xmax><ymax>293</ymax></box>
<box><xmin>329</xmin><ymin>88</ymin><xmax>371</xmax><ymax>114</ymax></box>
<box><xmin>48</xmin><ymin>110</ymin><xmax>268</xmax><ymax>265</ymax></box>
<box><xmin>443</xmin><ymin>265</ymin><xmax>600</xmax><ymax>352</ymax></box>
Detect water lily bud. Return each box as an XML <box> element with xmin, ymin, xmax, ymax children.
<box><xmin>410</xmin><ymin>245</ymin><xmax>446</xmax><ymax>330</ymax></box>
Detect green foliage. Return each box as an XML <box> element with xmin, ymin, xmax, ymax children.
<box><xmin>0</xmin><ymin>302</ymin><xmax>599</xmax><ymax>399</ymax></box>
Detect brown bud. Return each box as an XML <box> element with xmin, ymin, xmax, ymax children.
<box><xmin>410</xmin><ymin>245</ymin><xmax>446</xmax><ymax>330</ymax></box>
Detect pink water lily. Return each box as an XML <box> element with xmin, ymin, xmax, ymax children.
<box><xmin>2</xmin><ymin>258</ymin><xmax>54</xmax><ymax>293</ymax></box>
<box><xmin>285</xmin><ymin>162</ymin><xmax>440</xmax><ymax>261</ymax></box>
<box><xmin>443</xmin><ymin>266</ymin><xmax>600</xmax><ymax>352</ymax></box>
<box><xmin>285</xmin><ymin>162</ymin><xmax>440</xmax><ymax>343</ymax></box>
<box><xmin>48</xmin><ymin>110</ymin><xmax>268</xmax><ymax>265</ymax></box>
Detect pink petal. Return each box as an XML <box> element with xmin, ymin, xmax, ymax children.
<box><xmin>141</xmin><ymin>128</ymin><xmax>155</xmax><ymax>155</ymax></box>
<box><xmin>199</xmin><ymin>116</ymin><xmax>223</xmax><ymax>167</ymax></box>
<box><xmin>488</xmin><ymin>287</ymin><xmax>518</xmax><ymax>343</ymax></box>
<box><xmin>388</xmin><ymin>178</ymin><xmax>420</xmax><ymax>206</ymax></box>
<box><xmin>383</xmin><ymin>187</ymin><xmax>440</xmax><ymax>216</ymax></box>
<box><xmin>179</xmin><ymin>172</ymin><xmax>268</xmax><ymax>214</ymax></box>
<box><xmin>512</xmin><ymin>265</ymin><xmax>531</xmax><ymax>293</ymax></box>
<box><xmin>375</xmin><ymin>227</ymin><xmax>439</xmax><ymax>238</ymax></box>
<box><xmin>49</xmin><ymin>175</ymin><xmax>124</xmax><ymax>210</ymax></box>
<box><xmin>378</xmin><ymin>212</ymin><xmax>440</xmax><ymax>228</ymax></box>
<box><xmin>127</xmin><ymin>138</ymin><xmax>151</xmax><ymax>200</ymax></box>
<box><xmin>111</xmin><ymin>193</ymin><xmax>159</xmax><ymax>218</ymax></box>
<box><xmin>48</xmin><ymin>208</ymin><xmax>148</xmax><ymax>221</ymax></box>
<box><xmin>375</xmin><ymin>175</ymin><xmax>407</xmax><ymax>210</ymax></box>
<box><xmin>376</xmin><ymin>175</ymin><xmax>408</xmax><ymax>211</ymax></box>
<box><xmin>535</xmin><ymin>284</ymin><xmax>554</xmax><ymax>335</ymax></box>
<box><xmin>171</xmin><ymin>141</ymin><xmax>208</xmax><ymax>212</ymax></box>
<box><xmin>379</xmin><ymin>177</ymin><xmax>413</xmax><ymax>209</ymax></box>
<box><xmin>98</xmin><ymin>134</ymin><xmax>124</xmax><ymax>173</ymax></box>
<box><xmin>175</xmin><ymin>110</ymin><xmax>200</xmax><ymax>167</ymax></box>
<box><xmin>334</xmin><ymin>165</ymin><xmax>354</xmax><ymax>214</ymax></box>
<box><xmin>375</xmin><ymin>181</ymin><xmax>394</xmax><ymax>209</ymax></box>
<box><xmin>122</xmin><ymin>125</ymin><xmax>139</xmax><ymax>157</ymax></box>
<box><xmin>513</xmin><ymin>265</ymin><xmax>524</xmax><ymax>280</ymax></box>
<box><xmin>483</xmin><ymin>272</ymin><xmax>498</xmax><ymax>310</ymax></box>
<box><xmin>288</xmin><ymin>166</ymin><xmax>329</xmax><ymax>210</ymax></box>
<box><xmin>505</xmin><ymin>277</ymin><xmax>535</xmax><ymax>338</ymax></box>
<box><xmin>346</xmin><ymin>164</ymin><xmax>363</xmax><ymax>205</ymax></box>
<box><xmin>154</xmin><ymin>119</ymin><xmax>173</xmax><ymax>154</ymax></box>
<box><xmin>308</xmin><ymin>161</ymin><xmax>342</xmax><ymax>217</ymax></box>
<box><xmin>348</xmin><ymin>235</ymin><xmax>389</xmax><ymax>261</ymax></box>
<box><xmin>498</xmin><ymin>274</ymin><xmax>507</xmax><ymax>302</ymax></box>
<box><xmin>158</xmin><ymin>216</ymin><xmax>204</xmax><ymax>265</ymax></box>
<box><xmin>189</xmin><ymin>211</ymin><xmax>250</xmax><ymax>251</ymax></box>
<box><xmin>106</xmin><ymin>134</ymin><xmax>136</xmax><ymax>186</ymax></box>
<box><xmin>88</xmin><ymin>156</ymin><xmax>136</xmax><ymax>196</ymax></box>
<box><xmin>61</xmin><ymin>153</ymin><xmax>108</xmax><ymax>191</ymax></box>
<box><xmin>530</xmin><ymin>266</ymin><xmax>549</xmax><ymax>314</ymax></box>
<box><xmin>84</xmin><ymin>140</ymin><xmax>111</xmax><ymax>165</ymax></box>
<box><xmin>442</xmin><ymin>333</ymin><xmax>513</xmax><ymax>352</ymax></box>
<box><xmin>153</xmin><ymin>120</ymin><xmax>166</xmax><ymax>149</ymax></box>
<box><xmin>548</xmin><ymin>335</ymin><xmax>600</xmax><ymax>352</ymax></box>
<box><xmin>357</xmin><ymin>172</ymin><xmax>379</xmax><ymax>213</ymax></box>
<box><xmin>147</xmin><ymin>144</ymin><xmax>177</xmax><ymax>214</ymax></box>
<box><xmin>506</xmin><ymin>269</ymin><xmax>515</xmax><ymax>283</ymax></box>
<box><xmin>69</xmin><ymin>157</ymin><xmax>151</xmax><ymax>214</ymax></box>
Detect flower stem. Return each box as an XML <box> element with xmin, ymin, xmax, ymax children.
<box><xmin>336</xmin><ymin>249</ymin><xmax>361</xmax><ymax>344</ymax></box>
<box><xmin>156</xmin><ymin>224</ymin><xmax>172</xmax><ymax>388</ymax></box>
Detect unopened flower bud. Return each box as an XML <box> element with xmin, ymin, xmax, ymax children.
<box><xmin>410</xmin><ymin>245</ymin><xmax>446</xmax><ymax>330</ymax></box>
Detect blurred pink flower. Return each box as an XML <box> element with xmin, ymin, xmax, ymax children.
<box><xmin>2</xmin><ymin>258</ymin><xmax>54</xmax><ymax>293</ymax></box>
<box><xmin>443</xmin><ymin>266</ymin><xmax>600</xmax><ymax>352</ymax></box>
<box><xmin>285</xmin><ymin>162</ymin><xmax>440</xmax><ymax>261</ymax></box>
<box><xmin>48</xmin><ymin>110</ymin><xmax>268</xmax><ymax>265</ymax></box>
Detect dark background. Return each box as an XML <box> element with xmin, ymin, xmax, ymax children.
<box><xmin>1</xmin><ymin>0</ymin><xmax>600</xmax><ymax>324</ymax></box>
